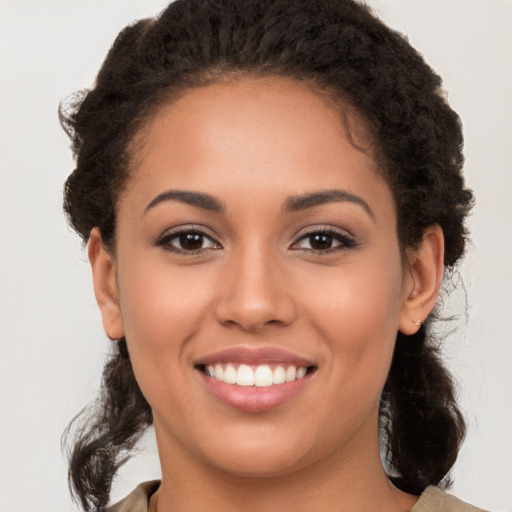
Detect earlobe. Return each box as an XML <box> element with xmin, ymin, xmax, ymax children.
<box><xmin>398</xmin><ymin>225</ymin><xmax>444</xmax><ymax>335</ymax></box>
<box><xmin>88</xmin><ymin>228</ymin><xmax>125</xmax><ymax>340</ymax></box>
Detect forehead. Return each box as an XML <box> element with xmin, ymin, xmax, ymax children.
<box><xmin>123</xmin><ymin>76</ymin><xmax>393</xmax><ymax>221</ymax></box>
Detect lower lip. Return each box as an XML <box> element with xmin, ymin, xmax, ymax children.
<box><xmin>198</xmin><ymin>371</ymin><xmax>312</xmax><ymax>412</ymax></box>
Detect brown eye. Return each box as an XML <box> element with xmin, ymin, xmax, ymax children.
<box><xmin>308</xmin><ymin>233</ymin><xmax>334</xmax><ymax>250</ymax></box>
<box><xmin>157</xmin><ymin>228</ymin><xmax>221</xmax><ymax>253</ymax></box>
<box><xmin>291</xmin><ymin>228</ymin><xmax>357</xmax><ymax>253</ymax></box>
<box><xmin>179</xmin><ymin>232</ymin><xmax>205</xmax><ymax>250</ymax></box>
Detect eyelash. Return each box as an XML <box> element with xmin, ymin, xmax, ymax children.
<box><xmin>155</xmin><ymin>226</ymin><xmax>357</xmax><ymax>255</ymax></box>
<box><xmin>291</xmin><ymin>227</ymin><xmax>358</xmax><ymax>254</ymax></box>
<box><xmin>155</xmin><ymin>225</ymin><xmax>222</xmax><ymax>254</ymax></box>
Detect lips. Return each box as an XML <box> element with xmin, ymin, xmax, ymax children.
<box><xmin>194</xmin><ymin>347</ymin><xmax>317</xmax><ymax>412</ymax></box>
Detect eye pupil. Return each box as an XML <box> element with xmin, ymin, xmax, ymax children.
<box><xmin>180</xmin><ymin>232</ymin><xmax>203</xmax><ymax>250</ymax></box>
<box><xmin>309</xmin><ymin>234</ymin><xmax>332</xmax><ymax>250</ymax></box>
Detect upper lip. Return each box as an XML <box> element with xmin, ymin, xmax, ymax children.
<box><xmin>194</xmin><ymin>346</ymin><xmax>316</xmax><ymax>367</ymax></box>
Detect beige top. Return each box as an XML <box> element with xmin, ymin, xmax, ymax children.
<box><xmin>107</xmin><ymin>481</ymin><xmax>489</xmax><ymax>511</ymax></box>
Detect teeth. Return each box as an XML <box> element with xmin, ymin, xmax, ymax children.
<box><xmin>296</xmin><ymin>366</ymin><xmax>307</xmax><ymax>379</ymax></box>
<box><xmin>223</xmin><ymin>364</ymin><xmax>237</xmax><ymax>384</ymax></box>
<box><xmin>285</xmin><ymin>365</ymin><xmax>296</xmax><ymax>382</ymax></box>
<box><xmin>205</xmin><ymin>363</ymin><xmax>309</xmax><ymax>386</ymax></box>
<box><xmin>254</xmin><ymin>365</ymin><xmax>273</xmax><ymax>387</ymax></box>
<box><xmin>273</xmin><ymin>366</ymin><xmax>286</xmax><ymax>384</ymax></box>
<box><xmin>214</xmin><ymin>363</ymin><xmax>224</xmax><ymax>380</ymax></box>
<box><xmin>237</xmin><ymin>364</ymin><xmax>254</xmax><ymax>386</ymax></box>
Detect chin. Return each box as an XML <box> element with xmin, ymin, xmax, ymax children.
<box><xmin>206</xmin><ymin>444</ymin><xmax>315</xmax><ymax>478</ymax></box>
<box><xmin>182</xmin><ymin>418</ymin><xmax>332</xmax><ymax>478</ymax></box>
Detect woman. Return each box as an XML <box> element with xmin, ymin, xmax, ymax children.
<box><xmin>61</xmin><ymin>0</ymin><xmax>483</xmax><ymax>510</ymax></box>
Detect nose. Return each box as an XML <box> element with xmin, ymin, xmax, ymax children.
<box><xmin>214</xmin><ymin>245</ymin><xmax>297</xmax><ymax>333</ymax></box>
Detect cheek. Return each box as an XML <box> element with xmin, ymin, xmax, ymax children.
<box><xmin>307</xmin><ymin>257</ymin><xmax>402</xmax><ymax>329</ymax></box>
<box><xmin>120</xmin><ymin>254</ymin><xmax>214</xmax><ymax>338</ymax></box>
<box><xmin>303</xmin><ymin>257</ymin><xmax>404</xmax><ymax>386</ymax></box>
<box><xmin>116</xmin><ymin>255</ymin><xmax>217</xmax><ymax>396</ymax></box>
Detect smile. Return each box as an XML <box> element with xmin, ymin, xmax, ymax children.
<box><xmin>202</xmin><ymin>363</ymin><xmax>310</xmax><ymax>387</ymax></box>
<box><xmin>195</xmin><ymin>347</ymin><xmax>317</xmax><ymax>412</ymax></box>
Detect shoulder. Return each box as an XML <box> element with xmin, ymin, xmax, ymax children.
<box><xmin>412</xmin><ymin>486</ymin><xmax>490</xmax><ymax>512</ymax></box>
<box><xmin>105</xmin><ymin>481</ymin><xmax>160</xmax><ymax>512</ymax></box>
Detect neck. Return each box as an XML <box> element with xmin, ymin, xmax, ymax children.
<box><xmin>152</xmin><ymin>425</ymin><xmax>417</xmax><ymax>512</ymax></box>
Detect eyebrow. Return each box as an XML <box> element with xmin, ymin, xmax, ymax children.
<box><xmin>144</xmin><ymin>188</ymin><xmax>375</xmax><ymax>221</ymax></box>
<box><xmin>144</xmin><ymin>190</ymin><xmax>225</xmax><ymax>214</ymax></box>
<box><xmin>283</xmin><ymin>189</ymin><xmax>375</xmax><ymax>221</ymax></box>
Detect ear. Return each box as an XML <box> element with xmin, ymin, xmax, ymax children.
<box><xmin>398</xmin><ymin>225</ymin><xmax>444</xmax><ymax>335</ymax></box>
<box><xmin>88</xmin><ymin>228</ymin><xmax>125</xmax><ymax>340</ymax></box>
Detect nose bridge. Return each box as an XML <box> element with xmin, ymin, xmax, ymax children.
<box><xmin>214</xmin><ymin>239</ymin><xmax>295</xmax><ymax>331</ymax></box>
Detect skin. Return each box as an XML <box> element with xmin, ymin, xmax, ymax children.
<box><xmin>89</xmin><ymin>76</ymin><xmax>444</xmax><ymax>512</ymax></box>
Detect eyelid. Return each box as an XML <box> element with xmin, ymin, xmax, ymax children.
<box><xmin>155</xmin><ymin>224</ymin><xmax>222</xmax><ymax>253</ymax></box>
<box><xmin>290</xmin><ymin>226</ymin><xmax>358</xmax><ymax>253</ymax></box>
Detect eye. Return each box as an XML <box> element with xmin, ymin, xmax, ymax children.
<box><xmin>156</xmin><ymin>227</ymin><xmax>221</xmax><ymax>253</ymax></box>
<box><xmin>291</xmin><ymin>228</ymin><xmax>357</xmax><ymax>253</ymax></box>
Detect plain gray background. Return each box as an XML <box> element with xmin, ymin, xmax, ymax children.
<box><xmin>1</xmin><ymin>1</ymin><xmax>511</xmax><ymax>510</ymax></box>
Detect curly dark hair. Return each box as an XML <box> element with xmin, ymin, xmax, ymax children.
<box><xmin>61</xmin><ymin>0</ymin><xmax>473</xmax><ymax>509</ymax></box>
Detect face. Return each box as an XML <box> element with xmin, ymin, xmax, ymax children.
<box><xmin>98</xmin><ymin>77</ymin><xmax>419</xmax><ymax>478</ymax></box>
